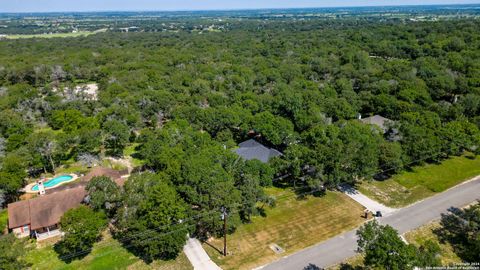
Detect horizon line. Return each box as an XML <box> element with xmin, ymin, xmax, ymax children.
<box><xmin>1</xmin><ymin>2</ymin><xmax>480</xmax><ymax>15</ymax></box>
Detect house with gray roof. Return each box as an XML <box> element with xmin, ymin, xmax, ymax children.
<box><xmin>359</xmin><ymin>114</ymin><xmax>400</xmax><ymax>141</ymax></box>
<box><xmin>234</xmin><ymin>139</ymin><xmax>282</xmax><ymax>163</ymax></box>
<box><xmin>359</xmin><ymin>115</ymin><xmax>393</xmax><ymax>133</ymax></box>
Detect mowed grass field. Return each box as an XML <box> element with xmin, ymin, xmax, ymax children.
<box><xmin>204</xmin><ymin>188</ymin><xmax>366</xmax><ymax>270</ymax></box>
<box><xmin>26</xmin><ymin>231</ymin><xmax>192</xmax><ymax>270</ymax></box>
<box><xmin>404</xmin><ymin>221</ymin><xmax>461</xmax><ymax>265</ymax></box>
<box><xmin>359</xmin><ymin>154</ymin><xmax>480</xmax><ymax>208</ymax></box>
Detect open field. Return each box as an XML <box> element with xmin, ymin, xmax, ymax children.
<box><xmin>3</xmin><ymin>29</ymin><xmax>107</xmax><ymax>39</ymax></box>
<box><xmin>204</xmin><ymin>188</ymin><xmax>366</xmax><ymax>270</ymax></box>
<box><xmin>26</xmin><ymin>232</ymin><xmax>192</xmax><ymax>270</ymax></box>
<box><xmin>404</xmin><ymin>221</ymin><xmax>461</xmax><ymax>265</ymax></box>
<box><xmin>359</xmin><ymin>154</ymin><xmax>480</xmax><ymax>207</ymax></box>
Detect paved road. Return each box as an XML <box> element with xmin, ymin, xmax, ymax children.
<box><xmin>183</xmin><ymin>238</ymin><xmax>222</xmax><ymax>270</ymax></box>
<box><xmin>262</xmin><ymin>176</ymin><xmax>480</xmax><ymax>270</ymax></box>
<box><xmin>339</xmin><ymin>184</ymin><xmax>396</xmax><ymax>215</ymax></box>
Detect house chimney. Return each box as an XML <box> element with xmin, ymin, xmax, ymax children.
<box><xmin>38</xmin><ymin>179</ymin><xmax>46</xmax><ymax>196</ymax></box>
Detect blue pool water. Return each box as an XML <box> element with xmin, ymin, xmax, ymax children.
<box><xmin>32</xmin><ymin>175</ymin><xmax>74</xmax><ymax>191</ymax></box>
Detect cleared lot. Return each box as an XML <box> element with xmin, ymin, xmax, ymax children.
<box><xmin>359</xmin><ymin>154</ymin><xmax>480</xmax><ymax>207</ymax></box>
<box><xmin>204</xmin><ymin>188</ymin><xmax>365</xmax><ymax>270</ymax></box>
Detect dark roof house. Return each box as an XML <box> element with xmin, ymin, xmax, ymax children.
<box><xmin>234</xmin><ymin>139</ymin><xmax>282</xmax><ymax>163</ymax></box>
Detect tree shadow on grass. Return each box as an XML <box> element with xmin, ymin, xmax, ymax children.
<box><xmin>54</xmin><ymin>240</ymin><xmax>91</xmax><ymax>263</ymax></box>
<box><xmin>433</xmin><ymin>206</ymin><xmax>479</xmax><ymax>262</ymax></box>
<box><xmin>203</xmin><ymin>240</ymin><xmax>223</xmax><ymax>255</ymax></box>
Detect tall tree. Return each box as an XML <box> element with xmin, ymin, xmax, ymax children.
<box><xmin>0</xmin><ymin>234</ymin><xmax>31</xmax><ymax>270</ymax></box>
<box><xmin>102</xmin><ymin>120</ymin><xmax>130</xmax><ymax>157</ymax></box>
<box><xmin>54</xmin><ymin>205</ymin><xmax>107</xmax><ymax>261</ymax></box>
<box><xmin>357</xmin><ymin>220</ymin><xmax>441</xmax><ymax>270</ymax></box>
<box><xmin>437</xmin><ymin>203</ymin><xmax>480</xmax><ymax>262</ymax></box>
<box><xmin>85</xmin><ymin>176</ymin><xmax>122</xmax><ymax>217</ymax></box>
<box><xmin>115</xmin><ymin>173</ymin><xmax>189</xmax><ymax>262</ymax></box>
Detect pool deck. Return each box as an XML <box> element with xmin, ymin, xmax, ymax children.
<box><xmin>24</xmin><ymin>174</ymin><xmax>78</xmax><ymax>194</ymax></box>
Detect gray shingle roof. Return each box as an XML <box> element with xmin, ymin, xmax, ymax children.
<box><xmin>360</xmin><ymin>115</ymin><xmax>393</xmax><ymax>132</ymax></box>
<box><xmin>234</xmin><ymin>139</ymin><xmax>282</xmax><ymax>163</ymax></box>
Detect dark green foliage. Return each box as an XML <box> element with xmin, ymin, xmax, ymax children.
<box><xmin>0</xmin><ymin>153</ymin><xmax>28</xmax><ymax>200</ymax></box>
<box><xmin>0</xmin><ymin>234</ymin><xmax>31</xmax><ymax>270</ymax></box>
<box><xmin>357</xmin><ymin>221</ymin><xmax>441</xmax><ymax>270</ymax></box>
<box><xmin>85</xmin><ymin>176</ymin><xmax>122</xmax><ymax>217</ymax></box>
<box><xmin>292</xmin><ymin>122</ymin><xmax>384</xmax><ymax>187</ymax></box>
<box><xmin>102</xmin><ymin>120</ymin><xmax>130</xmax><ymax>157</ymax></box>
<box><xmin>54</xmin><ymin>205</ymin><xmax>107</xmax><ymax>262</ymax></box>
<box><xmin>436</xmin><ymin>203</ymin><xmax>480</xmax><ymax>262</ymax></box>
<box><xmin>114</xmin><ymin>173</ymin><xmax>189</xmax><ymax>262</ymax></box>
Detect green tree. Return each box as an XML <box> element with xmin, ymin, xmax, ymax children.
<box><xmin>357</xmin><ymin>220</ymin><xmax>441</xmax><ymax>270</ymax></box>
<box><xmin>86</xmin><ymin>176</ymin><xmax>122</xmax><ymax>217</ymax></box>
<box><xmin>437</xmin><ymin>203</ymin><xmax>480</xmax><ymax>262</ymax></box>
<box><xmin>54</xmin><ymin>205</ymin><xmax>107</xmax><ymax>261</ymax></box>
<box><xmin>115</xmin><ymin>173</ymin><xmax>189</xmax><ymax>262</ymax></box>
<box><xmin>0</xmin><ymin>152</ymin><xmax>28</xmax><ymax>202</ymax></box>
<box><xmin>26</xmin><ymin>131</ymin><xmax>58</xmax><ymax>173</ymax></box>
<box><xmin>102</xmin><ymin>120</ymin><xmax>130</xmax><ymax>157</ymax></box>
<box><xmin>302</xmin><ymin>122</ymin><xmax>383</xmax><ymax>186</ymax></box>
<box><xmin>378</xmin><ymin>141</ymin><xmax>404</xmax><ymax>175</ymax></box>
<box><xmin>0</xmin><ymin>234</ymin><xmax>31</xmax><ymax>270</ymax></box>
<box><xmin>251</xmin><ymin>111</ymin><xmax>296</xmax><ymax>146</ymax></box>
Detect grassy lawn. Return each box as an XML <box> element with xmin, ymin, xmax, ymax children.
<box><xmin>56</xmin><ymin>164</ymin><xmax>90</xmax><ymax>175</ymax></box>
<box><xmin>26</xmin><ymin>232</ymin><xmax>192</xmax><ymax>270</ymax></box>
<box><xmin>204</xmin><ymin>188</ymin><xmax>366</xmax><ymax>270</ymax></box>
<box><xmin>327</xmin><ymin>255</ymin><xmax>364</xmax><ymax>270</ymax></box>
<box><xmin>0</xmin><ymin>209</ymin><xmax>7</xmax><ymax>234</ymax></box>
<box><xmin>124</xmin><ymin>143</ymin><xmax>145</xmax><ymax>168</ymax></box>
<box><xmin>404</xmin><ymin>221</ymin><xmax>461</xmax><ymax>265</ymax></box>
<box><xmin>358</xmin><ymin>154</ymin><xmax>480</xmax><ymax>208</ymax></box>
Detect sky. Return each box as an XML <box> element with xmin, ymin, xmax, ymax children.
<box><xmin>1</xmin><ymin>0</ymin><xmax>479</xmax><ymax>13</ymax></box>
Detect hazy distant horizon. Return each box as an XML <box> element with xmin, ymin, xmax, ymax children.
<box><xmin>1</xmin><ymin>0</ymin><xmax>480</xmax><ymax>13</ymax></box>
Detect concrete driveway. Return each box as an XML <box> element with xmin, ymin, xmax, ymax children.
<box><xmin>339</xmin><ymin>184</ymin><xmax>396</xmax><ymax>215</ymax></box>
<box><xmin>184</xmin><ymin>238</ymin><xmax>222</xmax><ymax>270</ymax></box>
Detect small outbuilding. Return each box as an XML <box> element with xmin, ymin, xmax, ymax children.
<box><xmin>234</xmin><ymin>139</ymin><xmax>282</xmax><ymax>163</ymax></box>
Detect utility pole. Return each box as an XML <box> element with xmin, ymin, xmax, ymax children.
<box><xmin>221</xmin><ymin>206</ymin><xmax>228</xmax><ymax>256</ymax></box>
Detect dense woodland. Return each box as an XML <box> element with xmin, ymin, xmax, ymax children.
<box><xmin>1</xmin><ymin>17</ymin><xmax>480</xmax><ymax>262</ymax></box>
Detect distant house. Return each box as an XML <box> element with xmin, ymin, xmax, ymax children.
<box><xmin>359</xmin><ymin>114</ymin><xmax>400</xmax><ymax>141</ymax></box>
<box><xmin>359</xmin><ymin>115</ymin><xmax>393</xmax><ymax>133</ymax></box>
<box><xmin>7</xmin><ymin>167</ymin><xmax>127</xmax><ymax>240</ymax></box>
<box><xmin>234</xmin><ymin>139</ymin><xmax>282</xmax><ymax>163</ymax></box>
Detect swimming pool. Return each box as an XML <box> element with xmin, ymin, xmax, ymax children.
<box><xmin>32</xmin><ymin>175</ymin><xmax>74</xmax><ymax>191</ymax></box>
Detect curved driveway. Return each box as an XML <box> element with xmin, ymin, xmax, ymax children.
<box><xmin>261</xmin><ymin>176</ymin><xmax>480</xmax><ymax>270</ymax></box>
